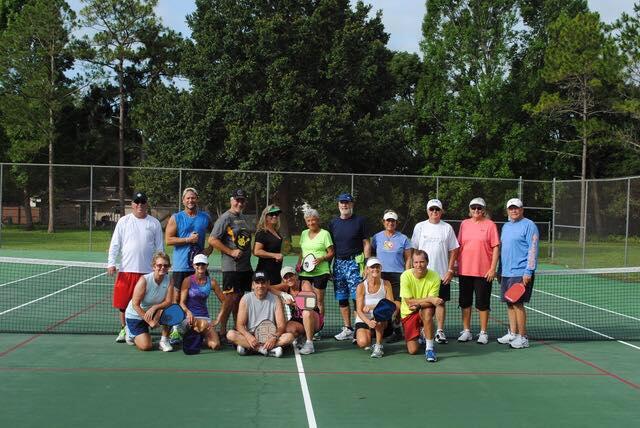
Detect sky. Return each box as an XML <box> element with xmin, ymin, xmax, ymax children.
<box><xmin>65</xmin><ymin>0</ymin><xmax>635</xmax><ymax>54</ymax></box>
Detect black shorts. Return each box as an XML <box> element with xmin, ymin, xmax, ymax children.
<box><xmin>299</xmin><ymin>273</ymin><xmax>330</xmax><ymax>290</ymax></box>
<box><xmin>439</xmin><ymin>281</ymin><xmax>451</xmax><ymax>302</ymax></box>
<box><xmin>355</xmin><ymin>321</ymin><xmax>390</xmax><ymax>337</ymax></box>
<box><xmin>172</xmin><ymin>271</ymin><xmax>193</xmax><ymax>291</ymax></box>
<box><xmin>458</xmin><ymin>275</ymin><xmax>492</xmax><ymax>311</ymax></box>
<box><xmin>222</xmin><ymin>271</ymin><xmax>253</xmax><ymax>294</ymax></box>
<box><xmin>381</xmin><ymin>272</ymin><xmax>402</xmax><ymax>301</ymax></box>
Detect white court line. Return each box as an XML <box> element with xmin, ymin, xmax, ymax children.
<box><xmin>284</xmin><ymin>303</ymin><xmax>317</xmax><ymax>428</ymax></box>
<box><xmin>0</xmin><ymin>271</ymin><xmax>107</xmax><ymax>316</ymax></box>
<box><xmin>490</xmin><ymin>292</ymin><xmax>640</xmax><ymax>351</ymax></box>
<box><xmin>533</xmin><ymin>289</ymin><xmax>640</xmax><ymax>322</ymax></box>
<box><xmin>0</xmin><ymin>266</ymin><xmax>69</xmax><ymax>288</ymax></box>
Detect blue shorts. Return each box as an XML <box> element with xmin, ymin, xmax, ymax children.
<box><xmin>500</xmin><ymin>275</ymin><xmax>535</xmax><ymax>303</ymax></box>
<box><xmin>333</xmin><ymin>259</ymin><xmax>362</xmax><ymax>300</ymax></box>
<box><xmin>125</xmin><ymin>318</ymin><xmax>149</xmax><ymax>338</ymax></box>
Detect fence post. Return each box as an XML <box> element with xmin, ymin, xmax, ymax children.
<box><xmin>351</xmin><ymin>174</ymin><xmax>354</xmax><ymax>196</ymax></box>
<box><xmin>581</xmin><ymin>180</ymin><xmax>589</xmax><ymax>268</ymax></box>
<box><xmin>178</xmin><ymin>168</ymin><xmax>183</xmax><ymax>211</ymax></box>
<box><xmin>551</xmin><ymin>178</ymin><xmax>556</xmax><ymax>262</ymax></box>
<box><xmin>625</xmin><ymin>178</ymin><xmax>631</xmax><ymax>267</ymax></box>
<box><xmin>0</xmin><ymin>163</ymin><xmax>3</xmax><ymax>248</ymax></box>
<box><xmin>89</xmin><ymin>165</ymin><xmax>94</xmax><ymax>252</ymax></box>
<box><xmin>518</xmin><ymin>176</ymin><xmax>523</xmax><ymax>200</ymax></box>
<box><xmin>436</xmin><ymin>176</ymin><xmax>439</xmax><ymax>199</ymax></box>
<box><xmin>266</xmin><ymin>172</ymin><xmax>270</xmax><ymax>206</ymax></box>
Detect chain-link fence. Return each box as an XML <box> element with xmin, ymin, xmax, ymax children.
<box><xmin>0</xmin><ymin>162</ymin><xmax>638</xmax><ymax>268</ymax></box>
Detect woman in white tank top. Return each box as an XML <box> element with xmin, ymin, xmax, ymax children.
<box><xmin>354</xmin><ymin>257</ymin><xmax>396</xmax><ymax>358</ymax></box>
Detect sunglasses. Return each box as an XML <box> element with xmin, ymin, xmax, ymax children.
<box><xmin>234</xmin><ymin>198</ymin><xmax>246</xmax><ymax>203</ymax></box>
<box><xmin>267</xmin><ymin>212</ymin><xmax>281</xmax><ymax>217</ymax></box>
<box><xmin>470</xmin><ymin>205</ymin><xmax>484</xmax><ymax>211</ymax></box>
<box><xmin>428</xmin><ymin>207</ymin><xmax>441</xmax><ymax>212</ymax></box>
<box><xmin>133</xmin><ymin>199</ymin><xmax>147</xmax><ymax>205</ymax></box>
<box><xmin>195</xmin><ymin>263</ymin><xmax>207</xmax><ymax>267</ymax></box>
<box><xmin>155</xmin><ymin>263</ymin><xmax>170</xmax><ymax>269</ymax></box>
<box><xmin>384</xmin><ymin>218</ymin><xmax>397</xmax><ymax>222</ymax></box>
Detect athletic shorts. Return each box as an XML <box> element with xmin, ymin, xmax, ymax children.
<box><xmin>458</xmin><ymin>275</ymin><xmax>492</xmax><ymax>311</ymax></box>
<box><xmin>172</xmin><ymin>271</ymin><xmax>194</xmax><ymax>291</ymax></box>
<box><xmin>113</xmin><ymin>272</ymin><xmax>143</xmax><ymax>310</ymax></box>
<box><xmin>333</xmin><ymin>259</ymin><xmax>362</xmax><ymax>300</ymax></box>
<box><xmin>439</xmin><ymin>281</ymin><xmax>451</xmax><ymax>302</ymax></box>
<box><xmin>289</xmin><ymin>310</ymin><xmax>324</xmax><ymax>332</ymax></box>
<box><xmin>500</xmin><ymin>275</ymin><xmax>535</xmax><ymax>303</ymax></box>
<box><xmin>382</xmin><ymin>272</ymin><xmax>402</xmax><ymax>301</ymax></box>
<box><xmin>222</xmin><ymin>271</ymin><xmax>253</xmax><ymax>294</ymax></box>
<box><xmin>299</xmin><ymin>274</ymin><xmax>330</xmax><ymax>290</ymax></box>
<box><xmin>355</xmin><ymin>321</ymin><xmax>390</xmax><ymax>337</ymax></box>
<box><xmin>125</xmin><ymin>318</ymin><xmax>149</xmax><ymax>338</ymax></box>
<box><xmin>401</xmin><ymin>311</ymin><xmax>424</xmax><ymax>342</ymax></box>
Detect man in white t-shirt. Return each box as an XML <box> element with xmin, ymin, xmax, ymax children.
<box><xmin>411</xmin><ymin>198</ymin><xmax>459</xmax><ymax>345</ymax></box>
<box><xmin>107</xmin><ymin>191</ymin><xmax>164</xmax><ymax>343</ymax></box>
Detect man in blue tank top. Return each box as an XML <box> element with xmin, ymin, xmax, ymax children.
<box><xmin>165</xmin><ymin>187</ymin><xmax>213</xmax><ymax>343</ymax></box>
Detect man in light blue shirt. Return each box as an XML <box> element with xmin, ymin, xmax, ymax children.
<box><xmin>498</xmin><ymin>198</ymin><xmax>539</xmax><ymax>349</ymax></box>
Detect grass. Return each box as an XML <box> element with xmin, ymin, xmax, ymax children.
<box><xmin>1</xmin><ymin>225</ymin><xmax>639</xmax><ymax>268</ymax></box>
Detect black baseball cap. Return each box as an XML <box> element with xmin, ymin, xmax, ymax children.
<box><xmin>252</xmin><ymin>271</ymin><xmax>269</xmax><ymax>282</ymax></box>
<box><xmin>132</xmin><ymin>191</ymin><xmax>147</xmax><ymax>204</ymax></box>
<box><xmin>231</xmin><ymin>189</ymin><xmax>247</xmax><ymax>199</ymax></box>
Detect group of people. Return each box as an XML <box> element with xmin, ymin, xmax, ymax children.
<box><xmin>107</xmin><ymin>187</ymin><xmax>539</xmax><ymax>362</ymax></box>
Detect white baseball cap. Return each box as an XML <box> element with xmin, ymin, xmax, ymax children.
<box><xmin>280</xmin><ymin>266</ymin><xmax>297</xmax><ymax>278</ymax></box>
<box><xmin>506</xmin><ymin>198</ymin><xmax>523</xmax><ymax>208</ymax></box>
<box><xmin>383</xmin><ymin>210</ymin><xmax>398</xmax><ymax>221</ymax></box>
<box><xmin>469</xmin><ymin>197</ymin><xmax>486</xmax><ymax>207</ymax></box>
<box><xmin>193</xmin><ymin>254</ymin><xmax>209</xmax><ymax>265</ymax></box>
<box><xmin>427</xmin><ymin>199</ymin><xmax>443</xmax><ymax>210</ymax></box>
<box><xmin>366</xmin><ymin>257</ymin><xmax>383</xmax><ymax>268</ymax></box>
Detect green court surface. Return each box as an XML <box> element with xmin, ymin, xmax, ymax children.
<box><xmin>0</xmin><ymin>334</ymin><xmax>638</xmax><ymax>428</ymax></box>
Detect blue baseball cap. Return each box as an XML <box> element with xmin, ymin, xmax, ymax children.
<box><xmin>337</xmin><ymin>193</ymin><xmax>354</xmax><ymax>202</ymax></box>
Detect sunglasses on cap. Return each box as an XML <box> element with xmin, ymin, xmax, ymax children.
<box><xmin>470</xmin><ymin>205</ymin><xmax>484</xmax><ymax>211</ymax></box>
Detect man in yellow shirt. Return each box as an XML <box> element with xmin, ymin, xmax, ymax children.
<box><xmin>400</xmin><ymin>250</ymin><xmax>443</xmax><ymax>362</ymax></box>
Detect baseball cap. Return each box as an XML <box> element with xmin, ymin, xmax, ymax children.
<box><xmin>193</xmin><ymin>254</ymin><xmax>208</xmax><ymax>265</ymax></box>
<box><xmin>469</xmin><ymin>197</ymin><xmax>486</xmax><ymax>207</ymax></box>
<box><xmin>132</xmin><ymin>191</ymin><xmax>147</xmax><ymax>204</ymax></box>
<box><xmin>231</xmin><ymin>189</ymin><xmax>247</xmax><ymax>199</ymax></box>
<box><xmin>252</xmin><ymin>271</ymin><xmax>269</xmax><ymax>282</ymax></box>
<box><xmin>280</xmin><ymin>266</ymin><xmax>297</xmax><ymax>278</ymax></box>
<box><xmin>337</xmin><ymin>193</ymin><xmax>354</xmax><ymax>202</ymax></box>
<box><xmin>506</xmin><ymin>198</ymin><xmax>523</xmax><ymax>208</ymax></box>
<box><xmin>267</xmin><ymin>205</ymin><xmax>282</xmax><ymax>214</ymax></box>
<box><xmin>366</xmin><ymin>257</ymin><xmax>383</xmax><ymax>268</ymax></box>
<box><xmin>182</xmin><ymin>187</ymin><xmax>198</xmax><ymax>197</ymax></box>
<box><xmin>427</xmin><ymin>199</ymin><xmax>443</xmax><ymax>210</ymax></box>
<box><xmin>383</xmin><ymin>210</ymin><xmax>398</xmax><ymax>221</ymax></box>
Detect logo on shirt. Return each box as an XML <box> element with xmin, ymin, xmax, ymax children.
<box><xmin>383</xmin><ymin>240</ymin><xmax>394</xmax><ymax>250</ymax></box>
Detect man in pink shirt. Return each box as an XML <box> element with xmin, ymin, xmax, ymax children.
<box><xmin>456</xmin><ymin>197</ymin><xmax>500</xmax><ymax>344</ymax></box>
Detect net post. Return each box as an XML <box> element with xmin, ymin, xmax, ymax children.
<box><xmin>581</xmin><ymin>180</ymin><xmax>589</xmax><ymax>268</ymax></box>
<box><xmin>89</xmin><ymin>165</ymin><xmax>94</xmax><ymax>252</ymax></box>
<box><xmin>624</xmin><ymin>178</ymin><xmax>630</xmax><ymax>267</ymax></box>
<box><xmin>551</xmin><ymin>178</ymin><xmax>556</xmax><ymax>261</ymax></box>
<box><xmin>266</xmin><ymin>172</ymin><xmax>270</xmax><ymax>206</ymax></box>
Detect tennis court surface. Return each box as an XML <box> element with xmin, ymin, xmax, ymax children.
<box><xmin>1</xmin><ymin>256</ymin><xmax>638</xmax><ymax>427</ymax></box>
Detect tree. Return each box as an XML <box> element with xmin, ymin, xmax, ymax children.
<box><xmin>527</xmin><ymin>11</ymin><xmax>624</xmax><ymax>242</ymax></box>
<box><xmin>0</xmin><ymin>0</ymin><xmax>76</xmax><ymax>231</ymax></box>
<box><xmin>79</xmin><ymin>0</ymin><xmax>161</xmax><ymax>214</ymax></box>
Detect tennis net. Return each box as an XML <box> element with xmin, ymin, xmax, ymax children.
<box><xmin>1</xmin><ymin>256</ymin><xmax>638</xmax><ymax>340</ymax></box>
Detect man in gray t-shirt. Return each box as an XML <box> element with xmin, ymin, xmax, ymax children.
<box><xmin>208</xmin><ymin>189</ymin><xmax>253</xmax><ymax>338</ymax></box>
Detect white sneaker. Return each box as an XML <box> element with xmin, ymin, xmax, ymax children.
<box><xmin>457</xmin><ymin>330</ymin><xmax>473</xmax><ymax>342</ymax></box>
<box><xmin>334</xmin><ymin>326</ymin><xmax>354</xmax><ymax>341</ymax></box>
<box><xmin>313</xmin><ymin>332</ymin><xmax>322</xmax><ymax>341</ymax></box>
<box><xmin>159</xmin><ymin>339</ymin><xmax>173</xmax><ymax>352</ymax></box>
<box><xmin>509</xmin><ymin>335</ymin><xmax>529</xmax><ymax>349</ymax></box>
<box><xmin>115</xmin><ymin>327</ymin><xmax>126</xmax><ymax>343</ymax></box>
<box><xmin>237</xmin><ymin>345</ymin><xmax>248</xmax><ymax>355</ymax></box>
<box><xmin>268</xmin><ymin>346</ymin><xmax>283</xmax><ymax>358</ymax></box>
<box><xmin>125</xmin><ymin>334</ymin><xmax>135</xmax><ymax>346</ymax></box>
<box><xmin>370</xmin><ymin>344</ymin><xmax>384</xmax><ymax>358</ymax></box>
<box><xmin>435</xmin><ymin>330</ymin><xmax>448</xmax><ymax>344</ymax></box>
<box><xmin>477</xmin><ymin>331</ymin><xmax>488</xmax><ymax>345</ymax></box>
<box><xmin>257</xmin><ymin>346</ymin><xmax>268</xmax><ymax>356</ymax></box>
<box><xmin>497</xmin><ymin>330</ymin><xmax>516</xmax><ymax>344</ymax></box>
<box><xmin>299</xmin><ymin>341</ymin><xmax>315</xmax><ymax>355</ymax></box>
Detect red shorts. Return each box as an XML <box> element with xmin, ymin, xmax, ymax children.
<box><xmin>113</xmin><ymin>272</ymin><xmax>143</xmax><ymax>310</ymax></box>
<box><xmin>401</xmin><ymin>312</ymin><xmax>423</xmax><ymax>342</ymax></box>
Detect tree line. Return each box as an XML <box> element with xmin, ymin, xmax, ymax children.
<box><xmin>1</xmin><ymin>0</ymin><xmax>639</xmax><ymax>234</ymax></box>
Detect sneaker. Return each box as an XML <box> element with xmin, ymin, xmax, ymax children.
<box><xmin>125</xmin><ymin>334</ymin><xmax>135</xmax><ymax>346</ymax></box>
<box><xmin>425</xmin><ymin>348</ymin><xmax>437</xmax><ymax>362</ymax></box>
<box><xmin>509</xmin><ymin>335</ymin><xmax>529</xmax><ymax>349</ymax></box>
<box><xmin>299</xmin><ymin>341</ymin><xmax>315</xmax><ymax>355</ymax></box>
<box><xmin>169</xmin><ymin>326</ymin><xmax>182</xmax><ymax>345</ymax></box>
<box><xmin>477</xmin><ymin>331</ymin><xmax>489</xmax><ymax>345</ymax></box>
<box><xmin>159</xmin><ymin>339</ymin><xmax>173</xmax><ymax>352</ymax></box>
<box><xmin>257</xmin><ymin>346</ymin><xmax>268</xmax><ymax>356</ymax></box>
<box><xmin>237</xmin><ymin>345</ymin><xmax>248</xmax><ymax>355</ymax></box>
<box><xmin>313</xmin><ymin>332</ymin><xmax>322</xmax><ymax>341</ymax></box>
<box><xmin>457</xmin><ymin>330</ymin><xmax>473</xmax><ymax>342</ymax></box>
<box><xmin>386</xmin><ymin>328</ymin><xmax>403</xmax><ymax>343</ymax></box>
<box><xmin>435</xmin><ymin>330</ymin><xmax>448</xmax><ymax>344</ymax></box>
<box><xmin>497</xmin><ymin>330</ymin><xmax>516</xmax><ymax>344</ymax></box>
<box><xmin>268</xmin><ymin>346</ymin><xmax>283</xmax><ymax>358</ymax></box>
<box><xmin>334</xmin><ymin>326</ymin><xmax>354</xmax><ymax>341</ymax></box>
<box><xmin>370</xmin><ymin>344</ymin><xmax>384</xmax><ymax>358</ymax></box>
<box><xmin>115</xmin><ymin>327</ymin><xmax>126</xmax><ymax>343</ymax></box>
